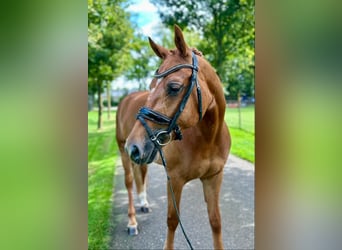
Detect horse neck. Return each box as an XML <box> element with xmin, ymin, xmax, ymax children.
<box><xmin>198</xmin><ymin>61</ymin><xmax>226</xmax><ymax>140</ymax></box>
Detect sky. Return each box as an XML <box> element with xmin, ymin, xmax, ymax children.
<box><xmin>127</xmin><ymin>0</ymin><xmax>160</xmax><ymax>37</ymax></box>
<box><xmin>113</xmin><ymin>0</ymin><xmax>161</xmax><ymax>90</ymax></box>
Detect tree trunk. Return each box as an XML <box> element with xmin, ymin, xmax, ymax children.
<box><xmin>106</xmin><ymin>81</ymin><xmax>111</xmax><ymax>120</ymax></box>
<box><xmin>97</xmin><ymin>80</ymin><xmax>103</xmax><ymax>130</ymax></box>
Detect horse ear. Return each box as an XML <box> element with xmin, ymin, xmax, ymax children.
<box><xmin>148</xmin><ymin>37</ymin><xmax>169</xmax><ymax>59</ymax></box>
<box><xmin>174</xmin><ymin>25</ymin><xmax>188</xmax><ymax>57</ymax></box>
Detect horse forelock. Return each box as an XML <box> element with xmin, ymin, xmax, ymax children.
<box><xmin>191</xmin><ymin>47</ymin><xmax>203</xmax><ymax>57</ymax></box>
<box><xmin>169</xmin><ymin>47</ymin><xmax>203</xmax><ymax>56</ymax></box>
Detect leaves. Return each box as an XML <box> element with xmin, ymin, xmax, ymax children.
<box><xmin>88</xmin><ymin>0</ymin><xmax>134</xmax><ymax>128</ymax></box>
<box><xmin>151</xmin><ymin>0</ymin><xmax>255</xmax><ymax>98</ymax></box>
<box><xmin>88</xmin><ymin>0</ymin><xmax>134</xmax><ymax>91</ymax></box>
<box><xmin>124</xmin><ymin>33</ymin><xmax>157</xmax><ymax>90</ymax></box>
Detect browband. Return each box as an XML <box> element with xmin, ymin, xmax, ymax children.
<box><xmin>154</xmin><ymin>64</ymin><xmax>197</xmax><ymax>79</ymax></box>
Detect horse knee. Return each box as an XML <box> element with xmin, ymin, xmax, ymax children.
<box><xmin>167</xmin><ymin>215</ymin><xmax>179</xmax><ymax>231</ymax></box>
<box><xmin>209</xmin><ymin>213</ymin><xmax>221</xmax><ymax>234</ymax></box>
<box><xmin>125</xmin><ymin>173</ymin><xmax>133</xmax><ymax>187</ymax></box>
<box><xmin>128</xmin><ymin>210</ymin><xmax>135</xmax><ymax>218</ymax></box>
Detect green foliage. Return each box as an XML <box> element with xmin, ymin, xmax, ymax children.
<box><xmin>102</xmin><ymin>97</ymin><xmax>124</xmax><ymax>107</ymax></box>
<box><xmin>88</xmin><ymin>0</ymin><xmax>134</xmax><ymax>128</ymax></box>
<box><xmin>124</xmin><ymin>33</ymin><xmax>157</xmax><ymax>90</ymax></box>
<box><xmin>151</xmin><ymin>0</ymin><xmax>255</xmax><ymax>99</ymax></box>
<box><xmin>88</xmin><ymin>0</ymin><xmax>134</xmax><ymax>89</ymax></box>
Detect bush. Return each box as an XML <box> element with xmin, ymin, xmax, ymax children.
<box><xmin>103</xmin><ymin>99</ymin><xmax>118</xmax><ymax>107</ymax></box>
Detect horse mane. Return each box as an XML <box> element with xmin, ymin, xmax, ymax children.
<box><xmin>168</xmin><ymin>47</ymin><xmax>203</xmax><ymax>57</ymax></box>
<box><xmin>191</xmin><ymin>47</ymin><xmax>203</xmax><ymax>57</ymax></box>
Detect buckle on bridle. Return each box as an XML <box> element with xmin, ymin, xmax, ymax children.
<box><xmin>151</xmin><ymin>130</ymin><xmax>172</xmax><ymax>146</ymax></box>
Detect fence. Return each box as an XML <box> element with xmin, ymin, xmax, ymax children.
<box><xmin>225</xmin><ymin>101</ymin><xmax>255</xmax><ymax>134</ymax></box>
<box><xmin>89</xmin><ymin>93</ymin><xmax>255</xmax><ymax>134</ymax></box>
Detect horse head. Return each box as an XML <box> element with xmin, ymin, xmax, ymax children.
<box><xmin>125</xmin><ymin>25</ymin><xmax>214</xmax><ymax>164</ymax></box>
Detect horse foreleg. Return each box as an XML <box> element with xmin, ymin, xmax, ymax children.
<box><xmin>201</xmin><ymin>172</ymin><xmax>224</xmax><ymax>249</ymax></box>
<box><xmin>121</xmin><ymin>152</ymin><xmax>138</xmax><ymax>235</ymax></box>
<box><xmin>164</xmin><ymin>178</ymin><xmax>184</xmax><ymax>250</ymax></box>
<box><xmin>133</xmin><ymin>164</ymin><xmax>150</xmax><ymax>212</ymax></box>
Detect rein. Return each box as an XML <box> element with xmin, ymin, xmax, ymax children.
<box><xmin>136</xmin><ymin>51</ymin><xmax>202</xmax><ymax>250</ymax></box>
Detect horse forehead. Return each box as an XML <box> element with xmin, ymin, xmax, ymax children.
<box><xmin>150</xmin><ymin>78</ymin><xmax>163</xmax><ymax>93</ymax></box>
<box><xmin>158</xmin><ymin>55</ymin><xmax>187</xmax><ymax>71</ymax></box>
<box><xmin>156</xmin><ymin>78</ymin><xmax>163</xmax><ymax>85</ymax></box>
<box><xmin>157</xmin><ymin>61</ymin><xmax>193</xmax><ymax>80</ymax></box>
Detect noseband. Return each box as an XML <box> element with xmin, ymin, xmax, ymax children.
<box><xmin>136</xmin><ymin>51</ymin><xmax>202</xmax><ymax>148</ymax></box>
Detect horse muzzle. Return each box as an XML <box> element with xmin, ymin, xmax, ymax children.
<box><xmin>125</xmin><ymin>138</ymin><xmax>158</xmax><ymax>165</ymax></box>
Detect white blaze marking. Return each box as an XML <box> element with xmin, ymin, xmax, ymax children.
<box><xmin>156</xmin><ymin>77</ymin><xmax>163</xmax><ymax>85</ymax></box>
<box><xmin>150</xmin><ymin>77</ymin><xmax>163</xmax><ymax>94</ymax></box>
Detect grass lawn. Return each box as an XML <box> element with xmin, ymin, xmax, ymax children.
<box><xmin>225</xmin><ymin>105</ymin><xmax>254</xmax><ymax>134</ymax></box>
<box><xmin>88</xmin><ymin>111</ymin><xmax>118</xmax><ymax>250</ymax></box>
<box><xmin>225</xmin><ymin>105</ymin><xmax>255</xmax><ymax>163</ymax></box>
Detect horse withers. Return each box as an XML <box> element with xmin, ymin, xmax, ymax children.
<box><xmin>115</xmin><ymin>25</ymin><xmax>231</xmax><ymax>249</ymax></box>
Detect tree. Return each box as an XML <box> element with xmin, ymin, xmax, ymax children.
<box><xmin>151</xmin><ymin>0</ymin><xmax>254</xmax><ymax>99</ymax></box>
<box><xmin>123</xmin><ymin>25</ymin><xmax>191</xmax><ymax>91</ymax></box>
<box><xmin>88</xmin><ymin>0</ymin><xmax>133</xmax><ymax>129</ymax></box>
<box><xmin>124</xmin><ymin>33</ymin><xmax>156</xmax><ymax>91</ymax></box>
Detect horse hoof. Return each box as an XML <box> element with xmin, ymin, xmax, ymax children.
<box><xmin>127</xmin><ymin>225</ymin><xmax>138</xmax><ymax>236</ymax></box>
<box><xmin>140</xmin><ymin>206</ymin><xmax>150</xmax><ymax>213</ymax></box>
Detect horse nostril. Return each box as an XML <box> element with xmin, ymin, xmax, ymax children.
<box><xmin>129</xmin><ymin>144</ymin><xmax>141</xmax><ymax>164</ymax></box>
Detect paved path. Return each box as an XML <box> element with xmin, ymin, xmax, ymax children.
<box><xmin>110</xmin><ymin>155</ymin><xmax>254</xmax><ymax>250</ymax></box>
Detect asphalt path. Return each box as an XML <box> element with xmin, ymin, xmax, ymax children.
<box><xmin>110</xmin><ymin>155</ymin><xmax>254</xmax><ymax>250</ymax></box>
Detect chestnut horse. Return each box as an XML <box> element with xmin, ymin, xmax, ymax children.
<box><xmin>116</xmin><ymin>25</ymin><xmax>231</xmax><ymax>249</ymax></box>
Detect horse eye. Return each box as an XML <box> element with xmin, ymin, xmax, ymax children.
<box><xmin>167</xmin><ymin>83</ymin><xmax>183</xmax><ymax>96</ymax></box>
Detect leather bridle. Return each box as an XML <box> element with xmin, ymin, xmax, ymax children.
<box><xmin>135</xmin><ymin>51</ymin><xmax>201</xmax><ymax>250</ymax></box>
<box><xmin>136</xmin><ymin>51</ymin><xmax>202</xmax><ymax>148</ymax></box>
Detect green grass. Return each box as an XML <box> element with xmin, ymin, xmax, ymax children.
<box><xmin>225</xmin><ymin>105</ymin><xmax>255</xmax><ymax>163</ymax></box>
<box><xmin>225</xmin><ymin>105</ymin><xmax>255</xmax><ymax>133</ymax></box>
<box><xmin>88</xmin><ymin>111</ymin><xmax>118</xmax><ymax>250</ymax></box>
